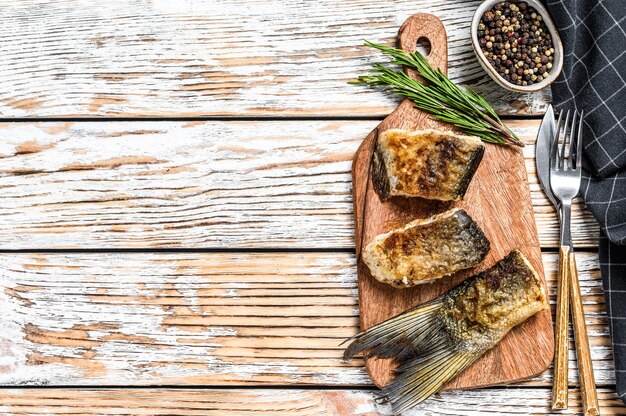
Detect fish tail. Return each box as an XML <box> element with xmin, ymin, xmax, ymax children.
<box><xmin>342</xmin><ymin>298</ymin><xmax>443</xmax><ymax>361</ymax></box>
<box><xmin>380</xmin><ymin>340</ymin><xmax>478</xmax><ymax>413</ymax></box>
<box><xmin>343</xmin><ymin>297</ymin><xmax>479</xmax><ymax>413</ymax></box>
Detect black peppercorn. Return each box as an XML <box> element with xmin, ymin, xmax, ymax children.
<box><xmin>478</xmin><ymin>2</ymin><xmax>554</xmax><ymax>87</ymax></box>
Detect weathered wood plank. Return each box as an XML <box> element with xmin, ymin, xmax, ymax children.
<box><xmin>0</xmin><ymin>119</ymin><xmax>598</xmax><ymax>249</ymax></box>
<box><xmin>0</xmin><ymin>251</ymin><xmax>612</xmax><ymax>386</ymax></box>
<box><xmin>0</xmin><ymin>0</ymin><xmax>550</xmax><ymax>118</ymax></box>
<box><xmin>0</xmin><ymin>387</ymin><xmax>624</xmax><ymax>415</ymax></box>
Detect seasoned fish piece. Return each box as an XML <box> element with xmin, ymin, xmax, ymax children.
<box><xmin>344</xmin><ymin>250</ymin><xmax>547</xmax><ymax>413</ymax></box>
<box><xmin>372</xmin><ymin>129</ymin><xmax>485</xmax><ymax>201</ymax></box>
<box><xmin>362</xmin><ymin>208</ymin><xmax>490</xmax><ymax>288</ymax></box>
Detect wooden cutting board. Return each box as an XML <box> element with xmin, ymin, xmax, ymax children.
<box><xmin>352</xmin><ymin>13</ymin><xmax>554</xmax><ymax>390</ymax></box>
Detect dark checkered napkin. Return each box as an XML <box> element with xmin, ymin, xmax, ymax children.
<box><xmin>546</xmin><ymin>0</ymin><xmax>626</xmax><ymax>403</ymax></box>
<box><xmin>601</xmin><ymin>236</ymin><xmax>626</xmax><ymax>400</ymax></box>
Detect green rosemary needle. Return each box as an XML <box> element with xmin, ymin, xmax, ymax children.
<box><xmin>353</xmin><ymin>41</ymin><xmax>523</xmax><ymax>147</ymax></box>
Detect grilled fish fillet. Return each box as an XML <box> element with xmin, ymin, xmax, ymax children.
<box><xmin>372</xmin><ymin>129</ymin><xmax>485</xmax><ymax>201</ymax></box>
<box><xmin>362</xmin><ymin>208</ymin><xmax>490</xmax><ymax>288</ymax></box>
<box><xmin>344</xmin><ymin>250</ymin><xmax>547</xmax><ymax>413</ymax></box>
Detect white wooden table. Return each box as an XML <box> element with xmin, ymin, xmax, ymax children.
<box><xmin>0</xmin><ymin>1</ymin><xmax>621</xmax><ymax>414</ymax></box>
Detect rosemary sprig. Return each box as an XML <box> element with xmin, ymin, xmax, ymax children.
<box><xmin>353</xmin><ymin>41</ymin><xmax>523</xmax><ymax>146</ymax></box>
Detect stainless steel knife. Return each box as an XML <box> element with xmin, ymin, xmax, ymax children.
<box><xmin>536</xmin><ymin>104</ymin><xmax>559</xmax><ymax>210</ymax></box>
<box><xmin>538</xmin><ymin>107</ymin><xmax>599</xmax><ymax>415</ymax></box>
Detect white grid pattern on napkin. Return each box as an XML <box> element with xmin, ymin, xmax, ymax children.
<box><xmin>546</xmin><ymin>0</ymin><xmax>626</xmax><ymax>402</ymax></box>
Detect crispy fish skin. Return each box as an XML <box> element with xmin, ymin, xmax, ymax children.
<box><xmin>362</xmin><ymin>208</ymin><xmax>490</xmax><ymax>288</ymax></box>
<box><xmin>372</xmin><ymin>129</ymin><xmax>485</xmax><ymax>201</ymax></box>
<box><xmin>441</xmin><ymin>249</ymin><xmax>547</xmax><ymax>347</ymax></box>
<box><xmin>344</xmin><ymin>250</ymin><xmax>547</xmax><ymax>413</ymax></box>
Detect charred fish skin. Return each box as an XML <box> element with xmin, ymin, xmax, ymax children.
<box><xmin>415</xmin><ymin>250</ymin><xmax>547</xmax><ymax>362</ymax></box>
<box><xmin>440</xmin><ymin>250</ymin><xmax>547</xmax><ymax>348</ymax></box>
<box><xmin>372</xmin><ymin>129</ymin><xmax>485</xmax><ymax>202</ymax></box>
<box><xmin>362</xmin><ymin>208</ymin><xmax>490</xmax><ymax>288</ymax></box>
<box><xmin>344</xmin><ymin>250</ymin><xmax>547</xmax><ymax>413</ymax></box>
<box><xmin>372</xmin><ymin>141</ymin><xmax>392</xmax><ymax>200</ymax></box>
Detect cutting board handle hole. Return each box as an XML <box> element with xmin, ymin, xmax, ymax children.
<box><xmin>415</xmin><ymin>36</ymin><xmax>431</xmax><ymax>56</ymax></box>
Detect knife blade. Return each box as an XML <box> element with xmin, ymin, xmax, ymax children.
<box><xmin>536</xmin><ymin>104</ymin><xmax>559</xmax><ymax>210</ymax></box>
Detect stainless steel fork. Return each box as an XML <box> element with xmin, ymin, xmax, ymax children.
<box><xmin>549</xmin><ymin>110</ymin><xmax>599</xmax><ymax>415</ymax></box>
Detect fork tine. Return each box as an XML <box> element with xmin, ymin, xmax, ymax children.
<box><xmin>559</xmin><ymin>110</ymin><xmax>571</xmax><ymax>170</ymax></box>
<box><xmin>568</xmin><ymin>110</ymin><xmax>578</xmax><ymax>169</ymax></box>
<box><xmin>576</xmin><ymin>110</ymin><xmax>584</xmax><ymax>170</ymax></box>
<box><xmin>552</xmin><ymin>110</ymin><xmax>563</xmax><ymax>171</ymax></box>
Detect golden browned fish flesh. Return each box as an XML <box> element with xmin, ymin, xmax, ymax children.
<box><xmin>372</xmin><ymin>129</ymin><xmax>485</xmax><ymax>201</ymax></box>
<box><xmin>362</xmin><ymin>208</ymin><xmax>490</xmax><ymax>288</ymax></box>
<box><xmin>344</xmin><ymin>250</ymin><xmax>547</xmax><ymax>413</ymax></box>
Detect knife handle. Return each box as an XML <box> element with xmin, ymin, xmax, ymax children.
<box><xmin>552</xmin><ymin>245</ymin><xmax>570</xmax><ymax>410</ymax></box>
<box><xmin>569</xmin><ymin>250</ymin><xmax>600</xmax><ymax>416</ymax></box>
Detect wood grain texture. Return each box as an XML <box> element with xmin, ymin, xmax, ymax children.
<box><xmin>553</xmin><ymin>246</ymin><xmax>571</xmax><ymax>409</ymax></box>
<box><xmin>352</xmin><ymin>13</ymin><xmax>552</xmax><ymax>389</ymax></box>
<box><xmin>569</xmin><ymin>251</ymin><xmax>600</xmax><ymax>415</ymax></box>
<box><xmin>0</xmin><ymin>251</ymin><xmax>611</xmax><ymax>387</ymax></box>
<box><xmin>0</xmin><ymin>2</ymin><xmax>605</xmax><ymax>414</ymax></box>
<box><xmin>0</xmin><ymin>387</ymin><xmax>624</xmax><ymax>415</ymax></box>
<box><xmin>0</xmin><ymin>0</ymin><xmax>550</xmax><ymax>118</ymax></box>
<box><xmin>0</xmin><ymin>119</ymin><xmax>597</xmax><ymax>249</ymax></box>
